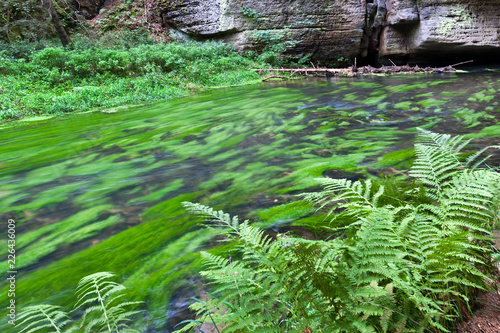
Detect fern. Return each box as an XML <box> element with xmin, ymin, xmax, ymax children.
<box><xmin>75</xmin><ymin>272</ymin><xmax>141</xmax><ymax>333</ymax></box>
<box><xmin>16</xmin><ymin>272</ymin><xmax>141</xmax><ymax>333</ymax></box>
<box><xmin>178</xmin><ymin>130</ymin><xmax>500</xmax><ymax>333</ymax></box>
<box><xmin>17</xmin><ymin>305</ymin><xmax>74</xmax><ymax>333</ymax></box>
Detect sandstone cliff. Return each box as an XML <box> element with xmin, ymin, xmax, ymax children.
<box><xmin>82</xmin><ymin>0</ymin><xmax>500</xmax><ymax>64</ymax></box>
<box><xmin>380</xmin><ymin>0</ymin><xmax>500</xmax><ymax>63</ymax></box>
<box><xmin>161</xmin><ymin>0</ymin><xmax>366</xmax><ymax>63</ymax></box>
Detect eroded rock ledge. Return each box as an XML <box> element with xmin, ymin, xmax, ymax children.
<box><xmin>380</xmin><ymin>0</ymin><xmax>500</xmax><ymax>64</ymax></box>
<box><xmin>161</xmin><ymin>0</ymin><xmax>366</xmax><ymax>63</ymax></box>
<box><xmin>85</xmin><ymin>0</ymin><xmax>500</xmax><ymax>64</ymax></box>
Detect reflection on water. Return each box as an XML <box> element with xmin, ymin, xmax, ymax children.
<box><xmin>0</xmin><ymin>70</ymin><xmax>499</xmax><ymax>331</ymax></box>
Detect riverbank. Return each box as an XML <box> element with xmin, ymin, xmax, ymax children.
<box><xmin>0</xmin><ymin>36</ymin><xmax>269</xmax><ymax>124</ymax></box>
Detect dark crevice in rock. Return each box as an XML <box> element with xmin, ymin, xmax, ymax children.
<box><xmin>361</xmin><ymin>0</ymin><xmax>387</xmax><ymax>65</ymax></box>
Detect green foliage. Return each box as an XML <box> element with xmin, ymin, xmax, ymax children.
<box><xmin>248</xmin><ymin>29</ymin><xmax>297</xmax><ymax>66</ymax></box>
<box><xmin>75</xmin><ymin>272</ymin><xmax>141</xmax><ymax>332</ymax></box>
<box><xmin>0</xmin><ymin>39</ymin><xmax>265</xmax><ymax>122</ymax></box>
<box><xmin>0</xmin><ymin>0</ymin><xmax>83</xmax><ymax>42</ymax></box>
<box><xmin>0</xmin><ymin>39</ymin><xmax>47</xmax><ymax>59</ymax></box>
<box><xmin>17</xmin><ymin>305</ymin><xmax>73</xmax><ymax>333</ymax></box>
<box><xmin>240</xmin><ymin>7</ymin><xmax>263</xmax><ymax>20</ymax></box>
<box><xmin>17</xmin><ymin>272</ymin><xmax>141</xmax><ymax>333</ymax></box>
<box><xmin>0</xmin><ymin>0</ymin><xmax>49</xmax><ymax>42</ymax></box>
<box><xmin>97</xmin><ymin>0</ymin><xmax>152</xmax><ymax>32</ymax></box>
<box><xmin>178</xmin><ymin>130</ymin><xmax>500</xmax><ymax>332</ymax></box>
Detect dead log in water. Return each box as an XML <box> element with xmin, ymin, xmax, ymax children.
<box><xmin>252</xmin><ymin>60</ymin><xmax>473</xmax><ymax>78</ymax></box>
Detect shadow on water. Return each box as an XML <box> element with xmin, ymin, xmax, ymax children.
<box><xmin>1</xmin><ymin>69</ymin><xmax>499</xmax><ymax>331</ymax></box>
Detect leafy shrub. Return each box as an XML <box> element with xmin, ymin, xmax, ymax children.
<box><xmin>0</xmin><ymin>40</ymin><xmax>264</xmax><ymax>122</ymax></box>
<box><xmin>178</xmin><ymin>130</ymin><xmax>500</xmax><ymax>332</ymax></box>
<box><xmin>30</xmin><ymin>47</ymin><xmax>71</xmax><ymax>69</ymax></box>
<box><xmin>0</xmin><ymin>40</ymin><xmax>46</xmax><ymax>60</ymax></box>
<box><xmin>71</xmin><ymin>30</ymin><xmax>156</xmax><ymax>51</ymax></box>
<box><xmin>249</xmin><ymin>29</ymin><xmax>297</xmax><ymax>66</ymax></box>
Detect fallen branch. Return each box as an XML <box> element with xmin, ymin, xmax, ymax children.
<box><xmin>262</xmin><ymin>75</ymin><xmax>289</xmax><ymax>82</ymax></box>
<box><xmin>448</xmin><ymin>60</ymin><xmax>474</xmax><ymax>67</ymax></box>
<box><xmin>252</xmin><ymin>61</ymin><xmax>471</xmax><ymax>77</ymax></box>
<box><xmin>252</xmin><ymin>68</ymin><xmax>348</xmax><ymax>74</ymax></box>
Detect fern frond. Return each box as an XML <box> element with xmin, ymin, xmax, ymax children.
<box><xmin>17</xmin><ymin>304</ymin><xmax>72</xmax><ymax>333</ymax></box>
<box><xmin>180</xmin><ymin>130</ymin><xmax>500</xmax><ymax>333</ymax></box>
<box><xmin>416</xmin><ymin>128</ymin><xmax>470</xmax><ymax>160</ymax></box>
<box><xmin>75</xmin><ymin>272</ymin><xmax>141</xmax><ymax>333</ymax></box>
<box><xmin>183</xmin><ymin>202</ymin><xmax>246</xmax><ymax>233</ymax></box>
<box><xmin>410</xmin><ymin>143</ymin><xmax>461</xmax><ymax>199</ymax></box>
<box><xmin>301</xmin><ymin>178</ymin><xmax>384</xmax><ymax>225</ymax></box>
<box><xmin>465</xmin><ymin>145</ymin><xmax>500</xmax><ymax>169</ymax></box>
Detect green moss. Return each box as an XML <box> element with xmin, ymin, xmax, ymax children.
<box><xmin>2</xmin><ymin>182</ymin><xmax>84</xmax><ymax>214</ymax></box>
<box><xmin>453</xmin><ymin>108</ymin><xmax>494</xmax><ymax>128</ymax></box>
<box><xmin>388</xmin><ymin>83</ymin><xmax>427</xmax><ymax>93</ymax></box>
<box><xmin>0</xmin><ymin>194</ymin><xmax>200</xmax><ymax>317</ymax></box>
<box><xmin>349</xmin><ymin>82</ymin><xmax>382</xmax><ymax>89</ymax></box>
<box><xmin>282</xmin><ymin>154</ymin><xmax>366</xmax><ymax>192</ymax></box>
<box><xmin>343</xmin><ymin>93</ymin><xmax>358</xmax><ymax>101</ymax></box>
<box><xmin>9</xmin><ymin>215</ymin><xmax>121</xmax><ymax>270</ymax></box>
<box><xmin>468</xmin><ymin>91</ymin><xmax>495</xmax><ymax>103</ymax></box>
<box><xmin>415</xmin><ymin>92</ymin><xmax>433</xmax><ymax>98</ymax></box>
<box><xmin>364</xmin><ymin>95</ymin><xmax>387</xmax><ymax>105</ymax></box>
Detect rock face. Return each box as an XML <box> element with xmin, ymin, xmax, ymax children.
<box><xmin>161</xmin><ymin>0</ymin><xmax>367</xmax><ymax>62</ymax></box>
<box><xmin>379</xmin><ymin>0</ymin><xmax>500</xmax><ymax>63</ymax></box>
<box><xmin>89</xmin><ymin>0</ymin><xmax>500</xmax><ymax>64</ymax></box>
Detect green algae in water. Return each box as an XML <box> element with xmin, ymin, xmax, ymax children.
<box><xmin>417</xmin><ymin>98</ymin><xmax>447</xmax><ymax>108</ymax></box>
<box><xmin>254</xmin><ymin>200</ymin><xmax>316</xmax><ymax>228</ymax></box>
<box><xmin>453</xmin><ymin>107</ymin><xmax>495</xmax><ymax>128</ymax></box>
<box><xmin>394</xmin><ymin>101</ymin><xmax>414</xmax><ymax>110</ymax></box>
<box><xmin>374</xmin><ymin>148</ymin><xmax>415</xmax><ymax>169</ymax></box>
<box><xmin>2</xmin><ymin>71</ymin><xmax>500</xmax><ymax>331</ymax></box>
<box><xmin>127</xmin><ymin>179</ymin><xmax>184</xmax><ymax>204</ymax></box>
<box><xmin>467</xmin><ymin>124</ymin><xmax>500</xmax><ymax>138</ymax></box>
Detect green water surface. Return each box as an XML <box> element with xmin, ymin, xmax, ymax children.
<box><xmin>1</xmin><ymin>70</ymin><xmax>499</xmax><ymax>331</ymax></box>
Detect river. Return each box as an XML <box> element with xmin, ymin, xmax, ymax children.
<box><xmin>1</xmin><ymin>68</ymin><xmax>499</xmax><ymax>331</ymax></box>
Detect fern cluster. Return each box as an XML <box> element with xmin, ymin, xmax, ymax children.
<box><xmin>17</xmin><ymin>272</ymin><xmax>141</xmax><ymax>333</ymax></box>
<box><xmin>177</xmin><ymin>129</ymin><xmax>500</xmax><ymax>333</ymax></box>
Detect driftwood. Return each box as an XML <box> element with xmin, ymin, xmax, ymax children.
<box><xmin>262</xmin><ymin>74</ymin><xmax>290</xmax><ymax>82</ymax></box>
<box><xmin>252</xmin><ymin>60</ymin><xmax>473</xmax><ymax>78</ymax></box>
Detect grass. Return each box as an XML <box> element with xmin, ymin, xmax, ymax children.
<box><xmin>0</xmin><ymin>36</ymin><xmax>268</xmax><ymax>123</ymax></box>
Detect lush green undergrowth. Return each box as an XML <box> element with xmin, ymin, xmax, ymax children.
<box><xmin>0</xmin><ymin>37</ymin><xmax>266</xmax><ymax>122</ymax></box>
<box><xmin>179</xmin><ymin>130</ymin><xmax>500</xmax><ymax>333</ymax></box>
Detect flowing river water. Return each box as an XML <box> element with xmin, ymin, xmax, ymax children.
<box><xmin>1</xmin><ymin>69</ymin><xmax>499</xmax><ymax>331</ymax></box>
